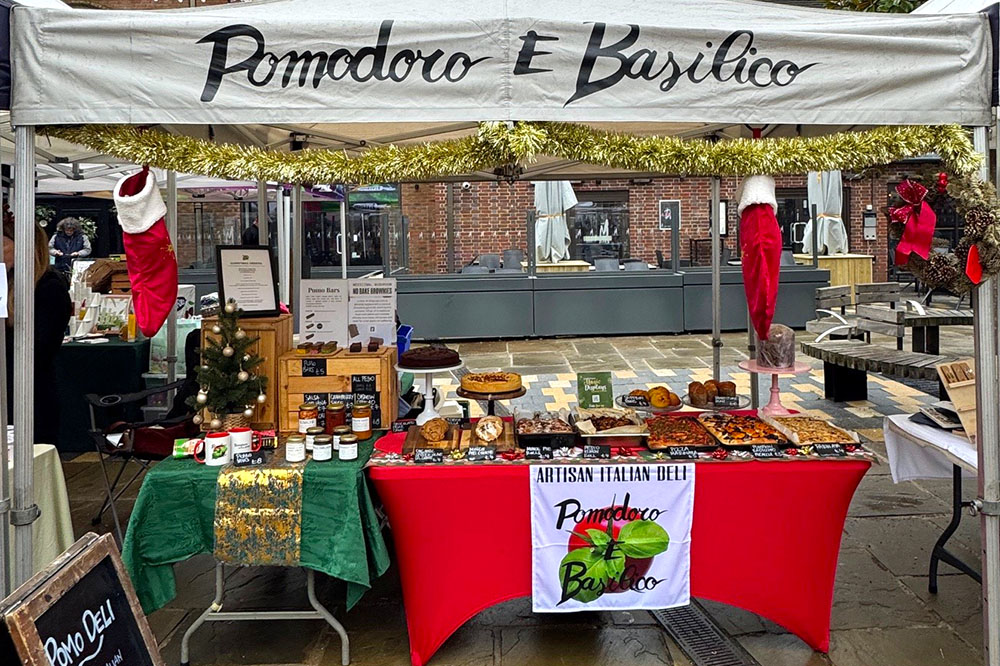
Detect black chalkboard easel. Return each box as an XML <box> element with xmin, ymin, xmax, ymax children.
<box><xmin>0</xmin><ymin>532</ymin><xmax>164</xmax><ymax>666</ymax></box>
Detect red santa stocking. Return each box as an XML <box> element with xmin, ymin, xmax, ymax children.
<box><xmin>113</xmin><ymin>167</ymin><xmax>178</xmax><ymax>337</ymax></box>
<box><xmin>737</xmin><ymin>175</ymin><xmax>782</xmax><ymax>341</ymax></box>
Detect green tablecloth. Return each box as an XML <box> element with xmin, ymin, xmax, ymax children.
<box><xmin>56</xmin><ymin>338</ymin><xmax>150</xmax><ymax>452</ymax></box>
<box><xmin>121</xmin><ymin>438</ymin><xmax>389</xmax><ymax>614</ymax></box>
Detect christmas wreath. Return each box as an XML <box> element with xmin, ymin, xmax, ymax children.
<box><xmin>888</xmin><ymin>171</ymin><xmax>1000</xmax><ymax>295</ymax></box>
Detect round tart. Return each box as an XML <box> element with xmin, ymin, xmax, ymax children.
<box><xmin>474</xmin><ymin>416</ymin><xmax>504</xmax><ymax>442</ymax></box>
<box><xmin>399</xmin><ymin>345</ymin><xmax>460</xmax><ymax>369</ymax></box>
<box><xmin>461</xmin><ymin>372</ymin><xmax>522</xmax><ymax>394</ymax></box>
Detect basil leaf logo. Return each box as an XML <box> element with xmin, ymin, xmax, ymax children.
<box><xmin>618</xmin><ymin>520</ymin><xmax>669</xmax><ymax>559</ymax></box>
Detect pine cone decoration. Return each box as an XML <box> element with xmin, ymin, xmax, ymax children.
<box><xmin>963</xmin><ymin>206</ymin><xmax>993</xmax><ymax>239</ymax></box>
<box><xmin>921</xmin><ymin>252</ymin><xmax>961</xmax><ymax>286</ymax></box>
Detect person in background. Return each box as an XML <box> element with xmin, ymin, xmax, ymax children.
<box><xmin>242</xmin><ymin>218</ymin><xmax>260</xmax><ymax>246</ymax></box>
<box><xmin>49</xmin><ymin>217</ymin><xmax>92</xmax><ymax>275</ymax></box>
<box><xmin>4</xmin><ymin>211</ymin><xmax>74</xmax><ymax>445</ymax></box>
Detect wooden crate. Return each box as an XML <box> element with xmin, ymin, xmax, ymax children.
<box><xmin>201</xmin><ymin>313</ymin><xmax>293</xmax><ymax>429</ymax></box>
<box><xmin>937</xmin><ymin>359</ymin><xmax>977</xmax><ymax>442</ymax></box>
<box><xmin>278</xmin><ymin>346</ymin><xmax>398</xmax><ymax>433</ymax></box>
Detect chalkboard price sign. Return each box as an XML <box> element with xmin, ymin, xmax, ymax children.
<box><xmin>619</xmin><ymin>395</ymin><xmax>650</xmax><ymax>408</ymax></box>
<box><xmin>667</xmin><ymin>446</ymin><xmax>699</xmax><ymax>460</ymax></box>
<box><xmin>814</xmin><ymin>443</ymin><xmax>847</xmax><ymax>457</ymax></box>
<box><xmin>301</xmin><ymin>358</ymin><xmax>327</xmax><ymax>377</ymax></box>
<box><xmin>414</xmin><ymin>448</ymin><xmax>445</xmax><ymax>464</ymax></box>
<box><xmin>524</xmin><ymin>445</ymin><xmax>553</xmax><ymax>460</ymax></box>
<box><xmin>583</xmin><ymin>444</ymin><xmax>611</xmax><ymax>459</ymax></box>
<box><xmin>233</xmin><ymin>450</ymin><xmax>266</xmax><ymax>467</ymax></box>
<box><xmin>391</xmin><ymin>419</ymin><xmax>416</xmax><ymax>433</ymax></box>
<box><xmin>750</xmin><ymin>444</ymin><xmax>782</xmax><ymax>460</ymax></box>
<box><xmin>713</xmin><ymin>395</ymin><xmax>740</xmax><ymax>408</ymax></box>
<box><xmin>1</xmin><ymin>533</ymin><xmax>164</xmax><ymax>666</ymax></box>
<box><xmin>465</xmin><ymin>446</ymin><xmax>496</xmax><ymax>462</ymax></box>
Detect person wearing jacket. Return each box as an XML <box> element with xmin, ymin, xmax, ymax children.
<box><xmin>49</xmin><ymin>217</ymin><xmax>91</xmax><ymax>274</ymax></box>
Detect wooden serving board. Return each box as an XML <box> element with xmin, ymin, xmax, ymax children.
<box><xmin>937</xmin><ymin>359</ymin><xmax>977</xmax><ymax>443</ymax></box>
<box><xmin>459</xmin><ymin>424</ymin><xmax>516</xmax><ymax>453</ymax></box>
<box><xmin>403</xmin><ymin>424</ymin><xmax>461</xmax><ymax>453</ymax></box>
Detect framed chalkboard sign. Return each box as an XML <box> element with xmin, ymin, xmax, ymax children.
<box><xmin>1</xmin><ymin>533</ymin><xmax>163</xmax><ymax>666</ymax></box>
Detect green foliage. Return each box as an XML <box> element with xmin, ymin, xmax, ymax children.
<box><xmin>824</xmin><ymin>0</ymin><xmax>924</xmax><ymax>12</ymax></box>
<box><xmin>76</xmin><ymin>216</ymin><xmax>98</xmax><ymax>242</ymax></box>
<box><xmin>187</xmin><ymin>301</ymin><xmax>268</xmax><ymax>416</ymax></box>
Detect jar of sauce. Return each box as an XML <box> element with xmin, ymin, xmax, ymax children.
<box><xmin>285</xmin><ymin>434</ymin><xmax>306</xmax><ymax>463</ymax></box>
<box><xmin>351</xmin><ymin>404</ymin><xmax>372</xmax><ymax>439</ymax></box>
<box><xmin>313</xmin><ymin>435</ymin><xmax>333</xmax><ymax>461</ymax></box>
<box><xmin>325</xmin><ymin>401</ymin><xmax>347</xmax><ymax>435</ymax></box>
<box><xmin>305</xmin><ymin>426</ymin><xmax>324</xmax><ymax>452</ymax></box>
<box><xmin>332</xmin><ymin>425</ymin><xmax>352</xmax><ymax>451</ymax></box>
<box><xmin>298</xmin><ymin>402</ymin><xmax>318</xmax><ymax>434</ymax></box>
<box><xmin>339</xmin><ymin>434</ymin><xmax>359</xmax><ymax>461</ymax></box>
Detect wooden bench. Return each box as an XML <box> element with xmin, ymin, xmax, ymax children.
<box><xmin>801</xmin><ymin>300</ymin><xmax>957</xmax><ymax>401</ymax></box>
<box><xmin>806</xmin><ymin>282</ymin><xmax>903</xmax><ymax>345</ymax></box>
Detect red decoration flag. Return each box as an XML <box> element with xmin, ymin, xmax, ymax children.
<box><xmin>966</xmin><ymin>244</ymin><xmax>983</xmax><ymax>284</ymax></box>
<box><xmin>891</xmin><ymin>179</ymin><xmax>936</xmax><ymax>266</ymax></box>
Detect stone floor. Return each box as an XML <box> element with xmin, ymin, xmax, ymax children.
<box><xmin>60</xmin><ymin>323</ymin><xmax>985</xmax><ymax>666</ymax></box>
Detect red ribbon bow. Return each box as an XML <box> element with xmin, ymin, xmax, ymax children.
<box><xmin>891</xmin><ymin>180</ymin><xmax>936</xmax><ymax>266</ymax></box>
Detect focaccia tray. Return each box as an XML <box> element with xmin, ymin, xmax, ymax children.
<box><xmin>697</xmin><ymin>414</ymin><xmax>787</xmax><ymax>446</ymax></box>
<box><xmin>762</xmin><ymin>415</ymin><xmax>858</xmax><ymax>446</ymax></box>
<box><xmin>646</xmin><ymin>416</ymin><xmax>714</xmax><ymax>449</ymax></box>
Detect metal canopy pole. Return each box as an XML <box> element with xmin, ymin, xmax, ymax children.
<box><xmin>292</xmin><ymin>185</ymin><xmax>303</xmax><ymax>314</ymax></box>
<box><xmin>339</xmin><ymin>187</ymin><xmax>348</xmax><ymax>280</ymax></box>
<box><xmin>276</xmin><ymin>187</ymin><xmax>288</xmax><ymax>305</ymax></box>
<box><xmin>12</xmin><ymin>125</ymin><xmax>37</xmax><ymax>586</ymax></box>
<box><xmin>165</xmin><ymin>172</ymin><xmax>178</xmax><ymax>391</ymax></box>
<box><xmin>972</xmin><ymin>125</ymin><xmax>1000</xmax><ymax>666</ymax></box>
<box><xmin>710</xmin><ymin>177</ymin><xmax>722</xmax><ymax>381</ymax></box>
<box><xmin>0</xmin><ymin>167</ymin><xmax>10</xmax><ymax>598</ymax></box>
<box><xmin>257</xmin><ymin>180</ymin><xmax>269</xmax><ymax>246</ymax></box>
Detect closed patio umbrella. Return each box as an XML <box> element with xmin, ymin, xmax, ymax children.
<box><xmin>533</xmin><ymin>181</ymin><xmax>577</xmax><ymax>262</ymax></box>
<box><xmin>803</xmin><ymin>170</ymin><xmax>848</xmax><ymax>255</ymax></box>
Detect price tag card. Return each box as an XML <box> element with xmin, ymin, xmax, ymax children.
<box><xmin>466</xmin><ymin>445</ymin><xmax>497</xmax><ymax>462</ymax></box>
<box><xmin>583</xmin><ymin>444</ymin><xmax>611</xmax><ymax>459</ymax></box>
<box><xmin>302</xmin><ymin>358</ymin><xmax>327</xmax><ymax>377</ymax></box>
<box><xmin>813</xmin><ymin>443</ymin><xmax>847</xmax><ymax>457</ymax></box>
<box><xmin>620</xmin><ymin>395</ymin><xmax>650</xmax><ymax>408</ymax></box>
<box><xmin>525</xmin><ymin>445</ymin><xmax>553</xmax><ymax>460</ymax></box>
<box><xmin>352</xmin><ymin>374</ymin><xmax>377</xmax><ymax>393</ymax></box>
<box><xmin>713</xmin><ymin>395</ymin><xmax>740</xmax><ymax>408</ymax></box>
<box><xmin>414</xmin><ymin>448</ymin><xmax>445</xmax><ymax>464</ymax></box>
<box><xmin>750</xmin><ymin>444</ymin><xmax>783</xmax><ymax>460</ymax></box>
<box><xmin>667</xmin><ymin>446</ymin><xmax>700</xmax><ymax>460</ymax></box>
<box><xmin>233</xmin><ymin>450</ymin><xmax>267</xmax><ymax>467</ymax></box>
<box><xmin>392</xmin><ymin>419</ymin><xmax>416</xmax><ymax>433</ymax></box>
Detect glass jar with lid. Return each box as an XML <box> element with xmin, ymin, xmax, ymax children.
<box><xmin>339</xmin><ymin>434</ymin><xmax>359</xmax><ymax>461</ymax></box>
<box><xmin>298</xmin><ymin>403</ymin><xmax>319</xmax><ymax>434</ymax></box>
<box><xmin>351</xmin><ymin>404</ymin><xmax>372</xmax><ymax>439</ymax></box>
<box><xmin>325</xmin><ymin>401</ymin><xmax>347</xmax><ymax>435</ymax></box>
<box><xmin>285</xmin><ymin>434</ymin><xmax>307</xmax><ymax>463</ymax></box>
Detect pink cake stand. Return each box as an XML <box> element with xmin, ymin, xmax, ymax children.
<box><xmin>738</xmin><ymin>360</ymin><xmax>812</xmax><ymax>416</ymax></box>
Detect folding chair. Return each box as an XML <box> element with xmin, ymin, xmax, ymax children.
<box><xmin>86</xmin><ymin>380</ymin><xmax>198</xmax><ymax>544</ymax></box>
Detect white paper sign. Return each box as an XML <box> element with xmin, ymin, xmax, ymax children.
<box><xmin>531</xmin><ymin>464</ymin><xmax>694</xmax><ymax>612</ymax></box>
<box><xmin>348</xmin><ymin>279</ymin><xmax>396</xmax><ymax>345</ymax></box>
<box><xmin>299</xmin><ymin>279</ymin><xmax>349</xmax><ymax>346</ymax></box>
<box><xmin>0</xmin><ymin>266</ymin><xmax>7</xmax><ymax>319</ymax></box>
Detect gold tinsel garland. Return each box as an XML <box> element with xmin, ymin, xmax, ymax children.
<box><xmin>42</xmin><ymin>122</ymin><xmax>983</xmax><ymax>184</ymax></box>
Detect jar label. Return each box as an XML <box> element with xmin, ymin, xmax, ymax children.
<box><xmin>339</xmin><ymin>443</ymin><xmax>359</xmax><ymax>461</ymax></box>
<box><xmin>286</xmin><ymin>442</ymin><xmax>306</xmax><ymax>463</ymax></box>
<box><xmin>298</xmin><ymin>417</ymin><xmax>317</xmax><ymax>433</ymax></box>
<box><xmin>305</xmin><ymin>434</ymin><xmax>315</xmax><ymax>451</ymax></box>
<box><xmin>313</xmin><ymin>444</ymin><xmax>333</xmax><ymax>461</ymax></box>
<box><xmin>352</xmin><ymin>417</ymin><xmax>370</xmax><ymax>432</ymax></box>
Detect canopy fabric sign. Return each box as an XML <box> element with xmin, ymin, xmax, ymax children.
<box><xmin>530</xmin><ymin>463</ymin><xmax>694</xmax><ymax>612</ymax></box>
<box><xmin>9</xmin><ymin>0</ymin><xmax>992</xmax><ymax>126</ymax></box>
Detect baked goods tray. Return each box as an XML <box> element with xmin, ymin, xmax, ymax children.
<box><xmin>514</xmin><ymin>409</ymin><xmax>577</xmax><ymax>449</ymax></box>
<box><xmin>759</xmin><ymin>414</ymin><xmax>860</xmax><ymax>446</ymax></box>
<box><xmin>681</xmin><ymin>394</ymin><xmax>751</xmax><ymax>411</ymax></box>
<box><xmin>697</xmin><ymin>414</ymin><xmax>789</xmax><ymax>449</ymax></box>
<box><xmin>570</xmin><ymin>411</ymin><xmax>648</xmax><ymax>448</ymax></box>
<box><xmin>614</xmin><ymin>395</ymin><xmax>682</xmax><ymax>414</ymax></box>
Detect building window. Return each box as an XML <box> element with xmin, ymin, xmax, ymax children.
<box><xmin>566</xmin><ymin>190</ymin><xmax>630</xmax><ymax>263</ymax></box>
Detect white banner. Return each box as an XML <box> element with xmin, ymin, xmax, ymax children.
<box><xmin>10</xmin><ymin>0</ymin><xmax>992</xmax><ymax>126</ymax></box>
<box><xmin>530</xmin><ymin>464</ymin><xmax>694</xmax><ymax>612</ymax></box>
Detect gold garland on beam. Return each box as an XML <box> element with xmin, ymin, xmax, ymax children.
<box><xmin>42</xmin><ymin>122</ymin><xmax>982</xmax><ymax>184</ymax></box>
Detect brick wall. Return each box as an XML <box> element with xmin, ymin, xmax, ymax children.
<box><xmin>401</xmin><ymin>173</ymin><xmax>895</xmax><ymax>279</ymax></box>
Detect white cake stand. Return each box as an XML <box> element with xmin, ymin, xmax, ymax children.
<box><xmin>739</xmin><ymin>360</ymin><xmax>812</xmax><ymax>416</ymax></box>
<box><xmin>397</xmin><ymin>362</ymin><xmax>464</xmax><ymax>425</ymax></box>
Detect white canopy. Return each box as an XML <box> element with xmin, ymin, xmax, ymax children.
<box><xmin>9</xmin><ymin>0</ymin><xmax>993</xmax><ymax>128</ymax></box>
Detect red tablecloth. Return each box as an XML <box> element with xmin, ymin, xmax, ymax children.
<box><xmin>368</xmin><ymin>433</ymin><xmax>869</xmax><ymax>666</ymax></box>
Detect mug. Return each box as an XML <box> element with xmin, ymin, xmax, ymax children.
<box><xmin>229</xmin><ymin>427</ymin><xmax>259</xmax><ymax>456</ymax></box>
<box><xmin>194</xmin><ymin>432</ymin><xmax>231</xmax><ymax>466</ymax></box>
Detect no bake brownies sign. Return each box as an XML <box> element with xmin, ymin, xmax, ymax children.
<box><xmin>530</xmin><ymin>464</ymin><xmax>693</xmax><ymax>612</ymax></box>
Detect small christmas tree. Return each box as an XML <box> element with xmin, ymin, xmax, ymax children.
<box><xmin>188</xmin><ymin>299</ymin><xmax>268</xmax><ymax>430</ymax></box>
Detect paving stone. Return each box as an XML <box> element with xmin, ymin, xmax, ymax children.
<box><xmin>146</xmin><ymin>608</ymin><xmax>190</xmax><ymax>646</ymax></box>
<box><xmin>843</xmin><ymin>517</ymin><xmax>978</xmax><ymax>577</ymax></box>
<box><xmin>512</xmin><ymin>351</ymin><xmax>568</xmax><ymax>366</ymax></box>
<box><xmin>900</xmin><ymin>574</ymin><xmax>983</xmax><ymax>652</ymax></box>
<box><xmin>510</xmin><ymin>365</ymin><xmax>574</xmax><ymax>375</ymax></box>
<box><xmin>699</xmin><ymin>599</ymin><xmax>787</xmax><ymax>636</ymax></box>
<box><xmin>570</xmin><ymin>359</ymin><xmax>634</xmax><ymax>372</ymax></box>
<box><xmin>573</xmin><ymin>341</ymin><xmax>621</xmax><ymax>355</ymax></box>
<box><xmin>319</xmin><ymin>625</ymin><xmax>494</xmax><ymax>666</ymax></box>
<box><xmin>828</xmin><ymin>626</ymin><xmax>981</xmax><ymax>666</ymax></box>
<box><xmin>499</xmin><ymin>625</ymin><xmax>692</xmax><ymax>666</ymax></box>
<box><xmin>644</xmin><ymin>357</ymin><xmax>710</xmax><ymax>370</ymax></box>
<box><xmin>617</xmin><ymin>346</ymin><xmax>666</xmax><ymax>360</ymax></box>
<box><xmin>462</xmin><ymin>352</ymin><xmax>513</xmax><ymax>368</ymax></box>
<box><xmin>831</xmin><ymin>549</ymin><xmax>939</xmax><ymax>630</ymax></box>
<box><xmin>457</xmin><ymin>340</ymin><xmax>508</xmax><ymax>354</ymax></box>
<box><xmin>738</xmin><ymin>633</ymin><xmax>831</xmax><ymax>666</ymax></box>
<box><xmin>848</xmin><ymin>473</ymin><xmax>951</xmax><ymax>518</ymax></box>
<box><xmin>160</xmin><ymin>616</ymin><xmax>323</xmax><ymax>666</ymax></box>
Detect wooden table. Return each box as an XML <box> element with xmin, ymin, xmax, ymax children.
<box><xmin>904</xmin><ymin>308</ymin><xmax>973</xmax><ymax>354</ymax></box>
<box><xmin>794</xmin><ymin>253</ymin><xmax>873</xmax><ymax>301</ymax></box>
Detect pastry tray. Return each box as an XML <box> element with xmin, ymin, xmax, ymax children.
<box><xmin>570</xmin><ymin>413</ymin><xmax>648</xmax><ymax>448</ymax></box>
<box><xmin>645</xmin><ymin>416</ymin><xmax>717</xmax><ymax>450</ymax></box>
<box><xmin>760</xmin><ymin>415</ymin><xmax>859</xmax><ymax>446</ymax></box>
<box><xmin>514</xmin><ymin>409</ymin><xmax>577</xmax><ymax>448</ymax></box>
<box><xmin>697</xmin><ymin>414</ymin><xmax>789</xmax><ymax>448</ymax></box>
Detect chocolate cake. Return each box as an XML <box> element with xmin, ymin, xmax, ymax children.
<box><xmin>399</xmin><ymin>345</ymin><xmax>461</xmax><ymax>369</ymax></box>
<box><xmin>758</xmin><ymin>324</ymin><xmax>796</xmax><ymax>369</ymax></box>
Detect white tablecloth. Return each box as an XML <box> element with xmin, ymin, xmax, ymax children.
<box><xmin>884</xmin><ymin>414</ymin><xmax>977</xmax><ymax>483</ymax></box>
<box><xmin>6</xmin><ymin>444</ymin><xmax>75</xmax><ymax>575</ymax></box>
